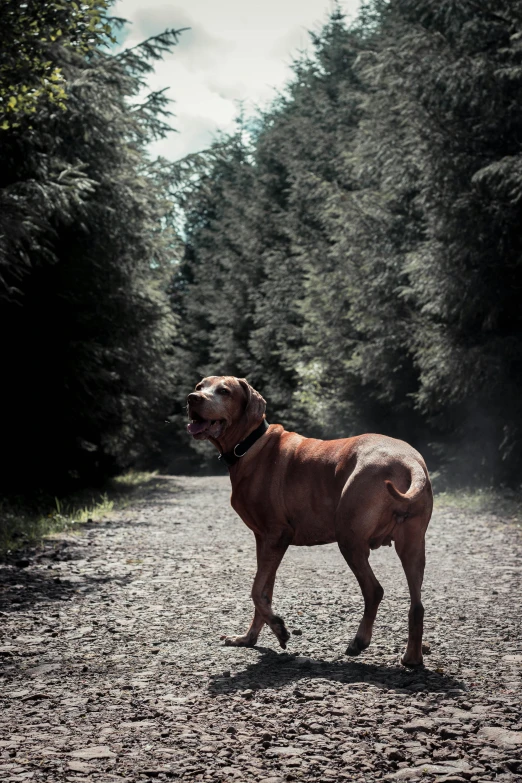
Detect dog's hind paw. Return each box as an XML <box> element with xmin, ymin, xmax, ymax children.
<box><xmin>271</xmin><ymin>615</ymin><xmax>290</xmax><ymax>649</ymax></box>
<box><xmin>345</xmin><ymin>636</ymin><xmax>369</xmax><ymax>657</ymax></box>
<box><xmin>401</xmin><ymin>654</ymin><xmax>424</xmax><ymax>668</ymax></box>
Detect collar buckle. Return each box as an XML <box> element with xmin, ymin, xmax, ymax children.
<box><xmin>220</xmin><ymin>419</ymin><xmax>269</xmax><ymax>469</ymax></box>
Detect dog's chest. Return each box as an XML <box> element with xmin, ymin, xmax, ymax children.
<box><xmin>289</xmin><ymin>515</ymin><xmax>337</xmax><ymax>546</ymax></box>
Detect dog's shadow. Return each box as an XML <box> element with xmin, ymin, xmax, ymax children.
<box><xmin>209</xmin><ymin>646</ymin><xmax>465</xmax><ymax>696</ymax></box>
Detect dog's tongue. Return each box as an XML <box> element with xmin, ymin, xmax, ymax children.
<box><xmin>187</xmin><ymin>419</ymin><xmax>209</xmax><ymax>435</ymax></box>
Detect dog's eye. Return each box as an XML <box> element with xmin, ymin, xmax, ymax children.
<box><xmin>217</xmin><ymin>387</ymin><xmax>230</xmax><ymax>395</ymax></box>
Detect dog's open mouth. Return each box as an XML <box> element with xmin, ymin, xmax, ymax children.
<box><xmin>187</xmin><ymin>411</ymin><xmax>224</xmax><ymax>440</ymax></box>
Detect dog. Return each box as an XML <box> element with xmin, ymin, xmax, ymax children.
<box><xmin>187</xmin><ymin>375</ymin><xmax>432</xmax><ymax>666</ymax></box>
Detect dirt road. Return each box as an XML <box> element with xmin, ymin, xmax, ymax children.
<box><xmin>1</xmin><ymin>476</ymin><xmax>521</xmax><ymax>783</ymax></box>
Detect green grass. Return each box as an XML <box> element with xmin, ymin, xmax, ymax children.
<box><xmin>435</xmin><ymin>487</ymin><xmax>522</xmax><ymax>527</ymax></box>
<box><xmin>0</xmin><ymin>493</ymin><xmax>115</xmax><ymax>556</ymax></box>
<box><xmin>0</xmin><ymin>470</ymin><xmax>160</xmax><ymax>556</ymax></box>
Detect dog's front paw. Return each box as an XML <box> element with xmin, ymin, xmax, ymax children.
<box><xmin>221</xmin><ymin>634</ymin><xmax>256</xmax><ymax>647</ymax></box>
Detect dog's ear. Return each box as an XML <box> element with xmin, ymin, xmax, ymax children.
<box><xmin>238</xmin><ymin>378</ymin><xmax>266</xmax><ymax>430</ymax></box>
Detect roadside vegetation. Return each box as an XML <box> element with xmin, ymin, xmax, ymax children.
<box><xmin>0</xmin><ymin>471</ymin><xmax>160</xmax><ymax>556</ymax></box>
<box><xmin>436</xmin><ymin>487</ymin><xmax>522</xmax><ymax>526</ymax></box>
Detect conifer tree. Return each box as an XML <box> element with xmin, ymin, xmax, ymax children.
<box><xmin>175</xmin><ymin>1</ymin><xmax>522</xmax><ymax>484</ymax></box>
<box><xmin>0</xmin><ymin>8</ymin><xmax>182</xmax><ymax>491</ymax></box>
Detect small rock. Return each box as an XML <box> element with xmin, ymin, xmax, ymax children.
<box><xmin>439</xmin><ymin>726</ymin><xmax>462</xmax><ymax>739</ymax></box>
<box><xmin>415</xmin><ymin>764</ymin><xmax>469</xmax><ymax>776</ymax></box>
<box><xmin>386</xmin><ymin>747</ymin><xmax>406</xmax><ymax>762</ymax></box>
<box><xmin>120</xmin><ymin>720</ymin><xmax>156</xmax><ymax>729</ymax></box>
<box><xmin>26</xmin><ymin>663</ymin><xmax>61</xmax><ymax>677</ymax></box>
<box><xmin>403</xmin><ymin>718</ymin><xmax>435</xmax><ymax>733</ymax></box>
<box><xmin>384</xmin><ymin>769</ymin><xmax>421</xmax><ymax>780</ymax></box>
<box><xmin>292</xmin><ymin>629</ymin><xmax>302</xmax><ymax>635</ymax></box>
<box><xmin>470</xmin><ymin>705</ymin><xmax>489</xmax><ymax>715</ymax></box>
<box><xmin>15</xmin><ymin>635</ymin><xmax>46</xmax><ymax>644</ymax></box>
<box><xmin>478</xmin><ymin>727</ymin><xmax>522</xmax><ymax>747</ymax></box>
<box><xmin>502</xmin><ymin>654</ymin><xmax>522</xmax><ymax>664</ymax></box>
<box><xmin>294</xmin><ymin>656</ymin><xmax>313</xmax><ymax>666</ymax></box>
<box><xmin>15</xmin><ymin>559</ymin><xmax>31</xmax><ymax>568</ymax></box>
<box><xmin>23</xmin><ymin>692</ymin><xmax>53</xmax><ymax>701</ymax></box>
<box><xmin>69</xmin><ymin>745</ymin><xmax>117</xmax><ymax>760</ymax></box>
<box><xmin>385</xmin><ymin>764</ymin><xmax>464</xmax><ymax>780</ymax></box>
<box><xmin>67</xmin><ymin>761</ymin><xmax>94</xmax><ymax>773</ymax></box>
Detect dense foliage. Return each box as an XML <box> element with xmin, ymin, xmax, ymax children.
<box><xmin>173</xmin><ymin>0</ymin><xmax>522</xmax><ymax>486</ymax></box>
<box><xmin>2</xmin><ymin>0</ymin><xmax>521</xmax><ymax>492</ymax></box>
<box><xmin>0</xmin><ymin>0</ymin><xmax>114</xmax><ymax>127</ymax></box>
<box><xmin>0</xmin><ymin>4</ymin><xmax>180</xmax><ymax>492</ymax></box>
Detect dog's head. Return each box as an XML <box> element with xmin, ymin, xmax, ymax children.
<box><xmin>186</xmin><ymin>376</ymin><xmax>266</xmax><ymax>447</ymax></box>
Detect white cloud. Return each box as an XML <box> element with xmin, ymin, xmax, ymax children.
<box><xmin>112</xmin><ymin>0</ymin><xmax>362</xmax><ymax>160</ymax></box>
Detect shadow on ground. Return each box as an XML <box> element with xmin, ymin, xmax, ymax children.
<box><xmin>209</xmin><ymin>646</ymin><xmax>466</xmax><ymax>696</ymax></box>
<box><xmin>0</xmin><ymin>563</ymin><xmax>133</xmax><ymax>614</ymax></box>
<box><xmin>0</xmin><ymin>474</ymin><xmax>192</xmax><ymax>614</ymax></box>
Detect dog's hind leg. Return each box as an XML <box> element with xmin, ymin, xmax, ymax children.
<box><xmin>393</xmin><ymin>517</ymin><xmax>427</xmax><ymax>667</ymax></box>
<box><xmin>338</xmin><ymin>536</ymin><xmax>384</xmax><ymax>656</ymax></box>
<box><xmin>224</xmin><ymin>533</ymin><xmax>290</xmax><ymax>649</ymax></box>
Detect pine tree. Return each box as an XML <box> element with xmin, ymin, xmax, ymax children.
<box><xmin>0</xmin><ymin>10</ymin><xmax>182</xmax><ymax>491</ymax></box>
<box><xmin>360</xmin><ymin>0</ymin><xmax>522</xmax><ymax>481</ymax></box>
<box><xmin>173</xmin><ymin>1</ymin><xmax>522</xmax><ymax>485</ymax></box>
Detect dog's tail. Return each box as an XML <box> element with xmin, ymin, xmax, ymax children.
<box><xmin>385</xmin><ymin>461</ymin><xmax>427</xmax><ymax>504</ymax></box>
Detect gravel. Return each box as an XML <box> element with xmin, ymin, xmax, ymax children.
<box><xmin>0</xmin><ymin>475</ymin><xmax>521</xmax><ymax>782</ymax></box>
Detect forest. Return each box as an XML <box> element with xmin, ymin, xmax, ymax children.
<box><xmin>1</xmin><ymin>0</ymin><xmax>522</xmax><ymax>497</ymax></box>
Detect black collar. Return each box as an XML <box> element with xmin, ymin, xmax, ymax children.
<box><xmin>219</xmin><ymin>419</ymin><xmax>270</xmax><ymax>469</ymax></box>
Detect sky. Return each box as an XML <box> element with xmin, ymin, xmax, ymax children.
<box><xmin>112</xmin><ymin>0</ymin><xmax>362</xmax><ymax>161</ymax></box>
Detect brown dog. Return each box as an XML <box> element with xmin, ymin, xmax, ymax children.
<box><xmin>187</xmin><ymin>375</ymin><xmax>433</xmax><ymax>667</ymax></box>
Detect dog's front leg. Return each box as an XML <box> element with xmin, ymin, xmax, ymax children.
<box><xmin>224</xmin><ymin>532</ymin><xmax>291</xmax><ymax>649</ymax></box>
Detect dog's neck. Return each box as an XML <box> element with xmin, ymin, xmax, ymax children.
<box><xmin>211</xmin><ymin>418</ymin><xmax>268</xmax><ymax>464</ymax></box>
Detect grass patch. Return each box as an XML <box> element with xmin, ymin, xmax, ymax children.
<box><xmin>0</xmin><ymin>470</ymin><xmax>160</xmax><ymax>557</ymax></box>
<box><xmin>0</xmin><ymin>494</ymin><xmax>115</xmax><ymax>556</ymax></box>
<box><xmin>436</xmin><ymin>487</ymin><xmax>522</xmax><ymax>525</ymax></box>
<box><xmin>109</xmin><ymin>470</ymin><xmax>163</xmax><ymax>494</ymax></box>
